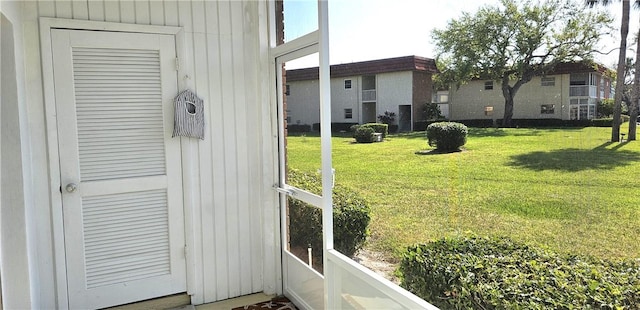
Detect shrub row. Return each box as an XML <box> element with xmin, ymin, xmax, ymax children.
<box><xmin>399</xmin><ymin>236</ymin><xmax>640</xmax><ymax>309</ymax></box>
<box><xmin>349</xmin><ymin>123</ymin><xmax>389</xmax><ymax>143</ymax></box>
<box><xmin>287</xmin><ymin>124</ymin><xmax>311</xmax><ymax>132</ymax></box>
<box><xmin>447</xmin><ymin>118</ymin><xmax>628</xmax><ymax>128</ymax></box>
<box><xmin>414</xmin><ymin>120</ymin><xmax>444</xmax><ymax>131</ymax></box>
<box><xmin>309</xmin><ymin>122</ymin><xmax>360</xmax><ymax>132</ymax></box>
<box><xmin>299</xmin><ymin>118</ymin><xmax>627</xmax><ymax>133</ymax></box>
<box><xmin>354</xmin><ymin>126</ymin><xmax>376</xmax><ymax>143</ymax></box>
<box><xmin>287</xmin><ymin>169</ymin><xmax>370</xmax><ymax>258</ymax></box>
<box><xmin>426</xmin><ymin>122</ymin><xmax>468</xmax><ymax>151</ymax></box>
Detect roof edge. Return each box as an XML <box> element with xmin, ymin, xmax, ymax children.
<box><xmin>286</xmin><ymin>55</ymin><xmax>438</xmax><ymax>81</ymax></box>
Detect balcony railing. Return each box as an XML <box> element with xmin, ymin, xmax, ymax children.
<box><xmin>362</xmin><ymin>89</ymin><xmax>376</xmax><ymax>102</ymax></box>
<box><xmin>569</xmin><ymin>85</ymin><xmax>596</xmax><ymax>97</ymax></box>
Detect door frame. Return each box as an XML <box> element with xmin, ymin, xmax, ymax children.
<box><xmin>270</xmin><ymin>1</ymin><xmax>334</xmax><ymax>308</ymax></box>
<box><xmin>39</xmin><ymin>18</ymin><xmax>202</xmax><ymax>308</ymax></box>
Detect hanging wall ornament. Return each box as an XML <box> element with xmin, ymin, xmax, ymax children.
<box><xmin>173</xmin><ymin>89</ymin><xmax>205</xmax><ymax>140</ymax></box>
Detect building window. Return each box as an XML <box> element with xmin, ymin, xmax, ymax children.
<box><xmin>344</xmin><ymin>79</ymin><xmax>352</xmax><ymax>89</ymax></box>
<box><xmin>484</xmin><ymin>81</ymin><xmax>494</xmax><ymax>90</ymax></box>
<box><xmin>438</xmin><ymin>94</ymin><xmax>449</xmax><ymax>103</ymax></box>
<box><xmin>541</xmin><ymin>77</ymin><xmax>555</xmax><ymax>86</ymax></box>
<box><xmin>285</xmin><ymin>84</ymin><xmax>290</xmax><ymax>96</ymax></box>
<box><xmin>484</xmin><ymin>106</ymin><xmax>494</xmax><ymax>116</ymax></box>
<box><xmin>569</xmin><ymin>98</ymin><xmax>596</xmax><ymax>120</ymax></box>
<box><xmin>344</xmin><ymin>108</ymin><xmax>353</xmax><ymax>119</ymax></box>
<box><xmin>541</xmin><ymin>104</ymin><xmax>555</xmax><ymax>114</ymax></box>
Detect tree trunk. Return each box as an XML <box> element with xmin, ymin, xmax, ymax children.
<box><xmin>628</xmin><ymin>18</ymin><xmax>640</xmax><ymax>141</ymax></box>
<box><xmin>501</xmin><ymin>79</ymin><xmax>522</xmax><ymax>127</ymax></box>
<box><xmin>503</xmin><ymin>96</ymin><xmax>514</xmax><ymax>127</ymax></box>
<box><xmin>612</xmin><ymin>0</ymin><xmax>630</xmax><ymax>142</ymax></box>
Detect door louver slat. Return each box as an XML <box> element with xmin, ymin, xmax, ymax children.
<box><xmin>82</xmin><ymin>189</ymin><xmax>170</xmax><ymax>289</ymax></box>
<box><xmin>72</xmin><ymin>47</ymin><xmax>166</xmax><ymax>182</ymax></box>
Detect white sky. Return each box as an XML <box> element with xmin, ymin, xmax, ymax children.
<box><xmin>284</xmin><ymin>0</ymin><xmax>640</xmax><ymax>69</ymax></box>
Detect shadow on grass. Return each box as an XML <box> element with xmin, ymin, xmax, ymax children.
<box><xmin>392</xmin><ymin>131</ymin><xmax>426</xmax><ymax>139</ymax></box>
<box><xmin>415</xmin><ymin>149</ymin><xmax>463</xmax><ymax>155</ymax></box>
<box><xmin>395</xmin><ymin>128</ymin><xmax>513</xmax><ymax>139</ymax></box>
<box><xmin>509</xmin><ymin>146</ymin><xmax>640</xmax><ymax>171</ymax></box>
<box><xmin>467</xmin><ymin>128</ymin><xmax>548</xmax><ymax>137</ymax></box>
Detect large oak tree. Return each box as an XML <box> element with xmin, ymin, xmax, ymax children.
<box><xmin>433</xmin><ymin>0</ymin><xmax>612</xmax><ymax>127</ymax></box>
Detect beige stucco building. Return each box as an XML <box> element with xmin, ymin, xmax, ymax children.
<box><xmin>448</xmin><ymin>62</ymin><xmax>613</xmax><ymax>122</ymax></box>
<box><xmin>286</xmin><ymin>56</ymin><xmax>438</xmax><ymax>132</ymax></box>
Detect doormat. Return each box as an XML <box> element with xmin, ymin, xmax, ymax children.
<box><xmin>232</xmin><ymin>296</ymin><xmax>297</xmax><ymax>310</ymax></box>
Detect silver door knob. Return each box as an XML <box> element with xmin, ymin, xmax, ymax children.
<box><xmin>65</xmin><ymin>183</ymin><xmax>78</xmax><ymax>193</ymax></box>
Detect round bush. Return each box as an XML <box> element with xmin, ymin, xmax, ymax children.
<box><xmin>287</xmin><ymin>169</ymin><xmax>370</xmax><ymax>258</ymax></box>
<box><xmin>354</xmin><ymin>126</ymin><xmax>375</xmax><ymax>143</ymax></box>
<box><xmin>399</xmin><ymin>236</ymin><xmax>640</xmax><ymax>309</ymax></box>
<box><xmin>426</xmin><ymin>122</ymin><xmax>468</xmax><ymax>151</ymax></box>
<box><xmin>362</xmin><ymin>123</ymin><xmax>389</xmax><ymax>139</ymax></box>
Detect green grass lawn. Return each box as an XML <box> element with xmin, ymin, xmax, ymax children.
<box><xmin>287</xmin><ymin>127</ymin><xmax>640</xmax><ymax>261</ymax></box>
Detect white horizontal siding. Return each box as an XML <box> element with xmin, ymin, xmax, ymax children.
<box><xmin>21</xmin><ymin>0</ymin><xmax>272</xmax><ymax>306</ymax></box>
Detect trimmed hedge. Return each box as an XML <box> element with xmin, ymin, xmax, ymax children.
<box><xmin>310</xmin><ymin>122</ymin><xmax>360</xmax><ymax>132</ymax></box>
<box><xmin>287</xmin><ymin>124</ymin><xmax>311</xmax><ymax>132</ymax></box>
<box><xmin>351</xmin><ymin>123</ymin><xmax>389</xmax><ymax>142</ymax></box>
<box><xmin>354</xmin><ymin>126</ymin><xmax>375</xmax><ymax>143</ymax></box>
<box><xmin>287</xmin><ymin>169</ymin><xmax>370</xmax><ymax>258</ymax></box>
<box><xmin>333</xmin><ymin>122</ymin><xmax>359</xmax><ymax>132</ymax></box>
<box><xmin>400</xmin><ymin>236</ymin><xmax>640</xmax><ymax>309</ymax></box>
<box><xmin>361</xmin><ymin>123</ymin><xmax>389</xmax><ymax>138</ymax></box>
<box><xmin>451</xmin><ymin>118</ymin><xmax>628</xmax><ymax>128</ymax></box>
<box><xmin>426</xmin><ymin>122</ymin><xmax>468</xmax><ymax>151</ymax></box>
<box><xmin>414</xmin><ymin>120</ymin><xmax>436</xmax><ymax>131</ymax></box>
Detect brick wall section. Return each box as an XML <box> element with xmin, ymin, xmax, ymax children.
<box><xmin>412</xmin><ymin>71</ymin><xmax>433</xmax><ymax>123</ymax></box>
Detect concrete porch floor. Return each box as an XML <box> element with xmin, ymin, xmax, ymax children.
<box><xmin>105</xmin><ymin>293</ymin><xmax>276</xmax><ymax>310</ymax></box>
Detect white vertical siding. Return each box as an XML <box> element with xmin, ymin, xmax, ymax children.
<box><xmin>18</xmin><ymin>0</ymin><xmax>272</xmax><ymax>306</ymax></box>
<box><xmin>87</xmin><ymin>1</ymin><xmax>105</xmax><ymax>21</ymax></box>
<box><xmin>70</xmin><ymin>0</ymin><xmax>89</xmax><ymax>20</ymax></box>
<box><xmin>103</xmin><ymin>1</ymin><xmax>120</xmax><ymax>22</ymax></box>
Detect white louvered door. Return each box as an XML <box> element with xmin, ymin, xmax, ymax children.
<box><xmin>51</xmin><ymin>29</ymin><xmax>186</xmax><ymax>309</ymax></box>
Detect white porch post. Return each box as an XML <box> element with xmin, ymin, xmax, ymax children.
<box><xmin>318</xmin><ymin>0</ymin><xmax>334</xmax><ymax>308</ymax></box>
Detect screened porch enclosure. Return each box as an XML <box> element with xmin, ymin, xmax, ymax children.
<box><xmin>275</xmin><ymin>1</ymin><xmax>437</xmax><ymax>309</ymax></box>
<box><xmin>0</xmin><ymin>0</ymin><xmax>438</xmax><ymax>308</ymax></box>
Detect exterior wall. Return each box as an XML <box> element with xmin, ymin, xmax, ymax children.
<box><xmin>559</xmin><ymin>74</ymin><xmax>571</xmax><ymax>120</ymax></box>
<box><xmin>377</xmin><ymin>71</ymin><xmax>413</xmax><ymax>117</ymax></box>
<box><xmin>286</xmin><ymin>70</ymin><xmax>430</xmax><ymax>129</ymax></box>
<box><xmin>450</xmin><ymin>75</ymin><xmax>570</xmax><ymax>120</ymax></box>
<box><xmin>449</xmin><ymin>79</ymin><xmax>504</xmax><ymax>120</ymax></box>
<box><xmin>1</xmin><ymin>1</ymin><xmax>276</xmax><ymax>308</ymax></box>
<box><xmin>286</xmin><ymin>75</ymin><xmax>363</xmax><ymax>127</ymax></box>
<box><xmin>287</xmin><ymin>79</ymin><xmax>320</xmax><ymax>126</ymax></box>
<box><xmin>449</xmin><ymin>72</ymin><xmax>614</xmax><ymax>121</ymax></box>
<box><xmin>331</xmin><ymin>76</ymin><xmax>360</xmax><ymax>124</ymax></box>
<box><xmin>412</xmin><ymin>71</ymin><xmax>433</xmax><ymax>123</ymax></box>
